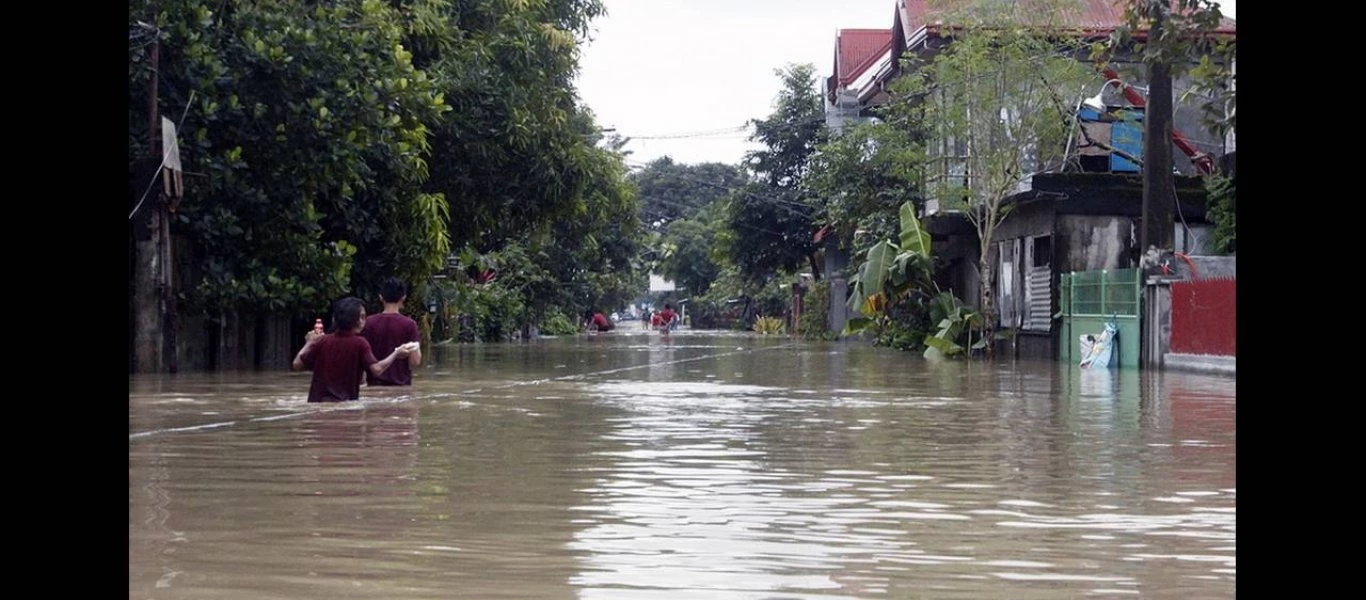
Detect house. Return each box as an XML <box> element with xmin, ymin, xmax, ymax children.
<box><xmin>826</xmin><ymin>0</ymin><xmax>1236</xmax><ymax>363</ymax></box>
<box><xmin>822</xmin><ymin>27</ymin><xmax>894</xmax><ymax>334</ymax></box>
<box><xmin>825</xmin><ymin>28</ymin><xmax>894</xmax><ymax>126</ymax></box>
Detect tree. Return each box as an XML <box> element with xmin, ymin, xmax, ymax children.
<box><xmin>131</xmin><ymin>0</ymin><xmax>638</xmax><ymax>340</ymax></box>
<box><xmin>806</xmin><ymin>120</ymin><xmax>925</xmax><ymax>260</ymax></box>
<box><xmin>844</xmin><ymin>202</ymin><xmax>983</xmax><ymax>356</ymax></box>
<box><xmin>725</xmin><ymin>64</ymin><xmax>828</xmax><ymax>283</ymax></box>
<box><xmin>657</xmin><ymin>207</ymin><xmax>724</xmax><ymax>297</ymax></box>
<box><xmin>396</xmin><ymin>0</ymin><xmax>614</xmax><ymax>252</ymax></box>
<box><xmin>1105</xmin><ymin>0</ymin><xmax>1235</xmax><ymax>252</ymax></box>
<box><xmin>131</xmin><ymin>0</ymin><xmax>451</xmax><ymax>317</ymax></box>
<box><xmin>631</xmin><ymin>158</ymin><xmax>744</xmax><ymax>231</ymax></box>
<box><xmin>891</xmin><ymin>6</ymin><xmax>1093</xmax><ymax>351</ymax></box>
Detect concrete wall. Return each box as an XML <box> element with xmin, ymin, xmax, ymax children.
<box><xmin>1189</xmin><ymin>255</ymin><xmax>1236</xmax><ymax>279</ymax></box>
<box><xmin>199</xmin><ymin>311</ymin><xmax>298</xmax><ymax>371</ymax></box>
<box><xmin>824</xmin><ymin>236</ymin><xmax>851</xmax><ymax>335</ymax></box>
<box><xmin>1055</xmin><ymin>215</ymin><xmax>1137</xmax><ymax>273</ymax></box>
<box><xmin>1143</xmin><ymin>280</ymin><xmax>1173</xmax><ymax>369</ymax></box>
<box><xmin>132</xmin><ymin>234</ymin><xmax>301</xmax><ymax>372</ymax></box>
<box><xmin>1148</xmin><ymin>253</ymin><xmax>1235</xmax><ymax>281</ymax></box>
<box><xmin>1006</xmin><ymin>331</ymin><xmax>1055</xmax><ymax>362</ymax></box>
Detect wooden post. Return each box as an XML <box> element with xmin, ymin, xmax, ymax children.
<box><xmin>1141</xmin><ymin>1</ymin><xmax>1176</xmax><ymax>254</ymax></box>
<box><xmin>133</xmin><ymin>12</ymin><xmax>163</xmax><ymax>373</ymax></box>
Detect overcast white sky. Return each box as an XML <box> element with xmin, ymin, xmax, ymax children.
<box><xmin>574</xmin><ymin>0</ymin><xmax>1236</xmax><ymax>166</ymax></box>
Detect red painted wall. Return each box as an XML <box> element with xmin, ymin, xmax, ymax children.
<box><xmin>1170</xmin><ymin>277</ymin><xmax>1236</xmax><ymax>356</ymax></box>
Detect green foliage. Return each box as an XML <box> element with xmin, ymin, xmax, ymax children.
<box><xmin>752</xmin><ymin>278</ymin><xmax>793</xmax><ymax>322</ymax></box>
<box><xmin>844</xmin><ymin>300</ymin><xmax>931</xmax><ymax>352</ymax></box>
<box><xmin>922</xmin><ymin>291</ymin><xmax>986</xmax><ymax>359</ymax></box>
<box><xmin>725</xmin><ymin>64</ymin><xmax>827</xmax><ymax>283</ymax></box>
<box><xmin>798</xmin><ymin>280</ymin><xmax>834</xmax><ymax>340</ymax></box>
<box><xmin>1103</xmin><ymin>1</ymin><xmax>1235</xmax><ymax>151</ymax></box>
<box><xmin>407</xmin><ymin>0</ymin><xmax>614</xmax><ymax>251</ymax></box>
<box><xmin>723</xmin><ymin>183</ymin><xmax>821</xmax><ymax>283</ymax></box>
<box><xmin>843</xmin><ymin>202</ymin><xmax>973</xmax><ymax>354</ymax></box>
<box><xmin>539</xmin><ymin>311</ymin><xmax>582</xmax><ymax>336</ymax></box>
<box><xmin>847</xmin><ymin>203</ymin><xmax>937</xmax><ymax>316</ymax></box>
<box><xmin>658</xmin><ymin>215</ymin><xmax>723</xmax><ymax>296</ymax></box>
<box><xmin>753</xmin><ymin>316</ymin><xmax>786</xmax><ymax>335</ymax></box>
<box><xmin>133</xmin><ymin>0</ymin><xmax>451</xmax><ymax>317</ymax></box>
<box><xmin>1106</xmin><ymin>1</ymin><xmax>1231</xmax><ymax>78</ymax></box>
<box><xmin>690</xmin><ymin>265</ymin><xmax>794</xmax><ymax>331</ymax></box>
<box><xmin>896</xmin><ymin>13</ymin><xmax>1092</xmax><ymax>217</ymax></box>
<box><xmin>807</xmin><ymin>121</ymin><xmax>925</xmax><ymax>248</ymax></box>
<box><xmin>889</xmin><ymin>7</ymin><xmax>1092</xmax><ymax>344</ymax></box>
<box><xmin>1205</xmin><ymin>173</ymin><xmax>1235</xmax><ymax>254</ymax></box>
<box><xmin>444</xmin><ymin>281</ymin><xmax>526</xmax><ymax>343</ymax></box>
<box><xmin>131</xmin><ymin>0</ymin><xmax>632</xmax><ymax>330</ymax></box>
<box><xmin>632</xmin><ymin>158</ymin><xmax>745</xmax><ymax>232</ymax></box>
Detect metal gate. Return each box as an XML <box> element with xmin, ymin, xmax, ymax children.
<box><xmin>1059</xmin><ymin>268</ymin><xmax>1142</xmax><ymax>368</ymax></box>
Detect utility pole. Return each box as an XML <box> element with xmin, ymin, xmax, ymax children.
<box><xmin>823</xmin><ymin>88</ymin><xmax>860</xmax><ymax>337</ymax></box>
<box><xmin>160</xmin><ymin>114</ymin><xmax>182</xmax><ymax>374</ymax></box>
<box><xmin>133</xmin><ymin>12</ymin><xmax>164</xmax><ymax>373</ymax></box>
<box><xmin>1141</xmin><ymin>0</ymin><xmax>1176</xmax><ymax>254</ymax></box>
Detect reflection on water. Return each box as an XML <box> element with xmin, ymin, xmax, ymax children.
<box><xmin>130</xmin><ymin>332</ymin><xmax>1234</xmax><ymax>599</ymax></box>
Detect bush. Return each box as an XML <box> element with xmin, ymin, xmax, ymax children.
<box><xmin>441</xmin><ymin>281</ymin><xmax>526</xmax><ymax>343</ymax></box>
<box><xmin>798</xmin><ymin>280</ymin><xmax>833</xmax><ymax>340</ymax></box>
<box><xmin>753</xmin><ymin>315</ymin><xmax>786</xmax><ymax>335</ymax></box>
<box><xmin>1206</xmin><ymin>174</ymin><xmax>1235</xmax><ymax>254</ymax></box>
<box><xmin>690</xmin><ymin>299</ymin><xmax>743</xmax><ymax>330</ymax></box>
<box><xmin>539</xmin><ymin>311</ymin><xmax>580</xmax><ymax>336</ymax></box>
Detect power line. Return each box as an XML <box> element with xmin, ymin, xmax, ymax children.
<box><xmin>638</xmin><ymin>194</ymin><xmax>793</xmax><ymax>240</ymax></box>
<box><xmin>628</xmin><ymin>125</ymin><xmax>750</xmax><ymax>140</ymax></box>
<box><xmin>624</xmin><ymin>158</ymin><xmax>818</xmax><ymax>212</ymax></box>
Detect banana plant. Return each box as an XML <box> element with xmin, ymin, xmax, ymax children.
<box><xmin>845</xmin><ymin>202</ymin><xmax>937</xmax><ymax>333</ymax></box>
<box><xmin>922</xmin><ymin>291</ymin><xmax>986</xmax><ymax>359</ymax></box>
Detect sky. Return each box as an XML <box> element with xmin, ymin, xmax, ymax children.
<box><xmin>574</xmin><ymin>0</ymin><xmax>1236</xmax><ymax>167</ymax></box>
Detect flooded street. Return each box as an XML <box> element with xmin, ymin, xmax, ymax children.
<box><xmin>130</xmin><ymin>331</ymin><xmax>1235</xmax><ymax>599</ymax></box>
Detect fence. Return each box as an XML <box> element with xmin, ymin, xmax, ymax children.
<box><xmin>1170</xmin><ymin>277</ymin><xmax>1236</xmax><ymax>356</ymax></box>
<box><xmin>1059</xmin><ymin>268</ymin><xmax>1142</xmax><ymax>368</ymax></box>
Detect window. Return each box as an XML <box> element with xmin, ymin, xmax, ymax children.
<box><xmin>1032</xmin><ymin>236</ymin><xmax>1051</xmax><ymax>268</ymax></box>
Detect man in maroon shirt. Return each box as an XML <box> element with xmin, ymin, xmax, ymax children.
<box><xmin>362</xmin><ymin>277</ymin><xmax>423</xmax><ymax>386</ymax></box>
<box><xmin>584</xmin><ymin>310</ymin><xmax>614</xmax><ymax>332</ymax></box>
<box><xmin>653</xmin><ymin>304</ymin><xmax>677</xmax><ymax>334</ymax></box>
<box><xmin>293</xmin><ymin>297</ymin><xmax>410</xmax><ymax>402</ymax></box>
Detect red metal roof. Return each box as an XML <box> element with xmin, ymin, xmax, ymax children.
<box><xmin>897</xmin><ymin>0</ymin><xmax>1235</xmax><ymax>41</ymax></box>
<box><xmin>835</xmin><ymin>29</ymin><xmax>894</xmax><ymax>88</ymax></box>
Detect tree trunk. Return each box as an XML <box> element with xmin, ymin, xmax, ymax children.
<box><xmin>807</xmin><ymin>252</ymin><xmax>823</xmax><ymax>281</ymax></box>
<box><xmin>978</xmin><ymin>251</ymin><xmax>995</xmax><ymax>359</ymax></box>
<box><xmin>1142</xmin><ymin>0</ymin><xmax>1176</xmax><ymax>255</ymax></box>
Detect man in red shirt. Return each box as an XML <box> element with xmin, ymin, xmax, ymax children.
<box><xmin>293</xmin><ymin>297</ymin><xmax>411</xmax><ymax>403</ymax></box>
<box><xmin>653</xmin><ymin>304</ymin><xmax>677</xmax><ymax>333</ymax></box>
<box><xmin>584</xmin><ymin>310</ymin><xmax>614</xmax><ymax>332</ymax></box>
<box><xmin>362</xmin><ymin>277</ymin><xmax>423</xmax><ymax>386</ymax></box>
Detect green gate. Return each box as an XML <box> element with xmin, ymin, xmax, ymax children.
<box><xmin>1059</xmin><ymin>268</ymin><xmax>1141</xmax><ymax>368</ymax></box>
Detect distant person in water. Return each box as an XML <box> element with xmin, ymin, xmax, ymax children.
<box><xmin>293</xmin><ymin>297</ymin><xmax>411</xmax><ymax>403</ymax></box>
<box><xmin>584</xmin><ymin>310</ymin><xmax>614</xmax><ymax>332</ymax></box>
<box><xmin>652</xmin><ymin>304</ymin><xmax>678</xmax><ymax>334</ymax></box>
<box><xmin>361</xmin><ymin>277</ymin><xmax>423</xmax><ymax>386</ymax></box>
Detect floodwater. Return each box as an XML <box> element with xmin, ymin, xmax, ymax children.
<box><xmin>130</xmin><ymin>329</ymin><xmax>1235</xmax><ymax>599</ymax></box>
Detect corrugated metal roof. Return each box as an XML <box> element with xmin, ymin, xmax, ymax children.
<box><xmin>898</xmin><ymin>0</ymin><xmax>1236</xmax><ymax>40</ymax></box>
<box><xmin>835</xmin><ymin>29</ymin><xmax>894</xmax><ymax>89</ymax></box>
